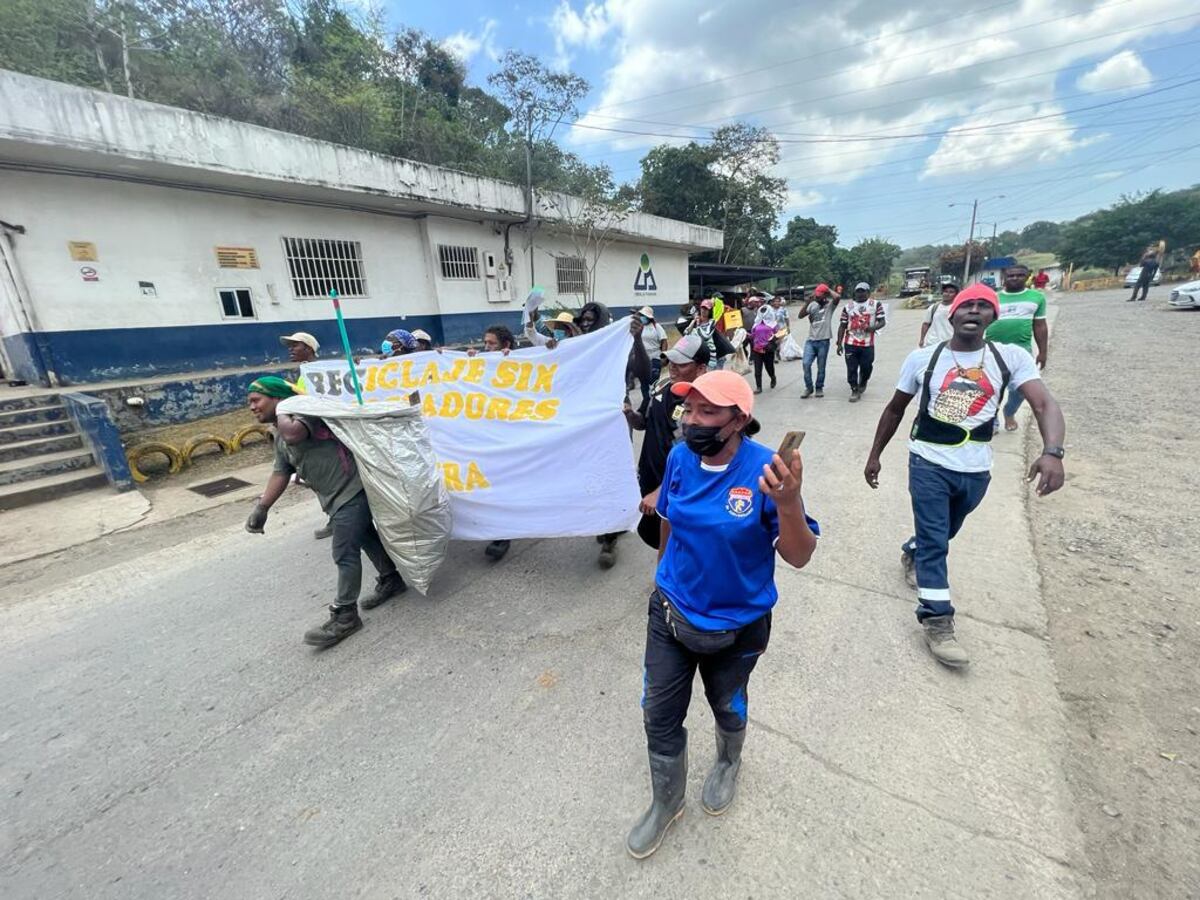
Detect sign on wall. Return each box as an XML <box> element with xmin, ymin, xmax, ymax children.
<box><xmin>634</xmin><ymin>252</ymin><xmax>657</xmax><ymax>294</ymax></box>
<box><xmin>68</xmin><ymin>241</ymin><xmax>97</xmax><ymax>261</ymax></box>
<box><xmin>298</xmin><ymin>321</ymin><xmax>640</xmax><ymax>540</ymax></box>
<box><xmin>215</xmin><ymin>246</ymin><xmax>260</xmax><ymax>269</ymax></box>
<box><xmin>79</xmin><ymin>266</ymin><xmax>99</xmax><ymax>282</ymax></box>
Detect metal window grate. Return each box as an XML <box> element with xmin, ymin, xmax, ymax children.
<box><xmin>438</xmin><ymin>244</ymin><xmax>480</xmax><ymax>280</ymax></box>
<box><xmin>217</xmin><ymin>288</ymin><xmax>256</xmax><ymax>319</ymax></box>
<box><xmin>283</xmin><ymin>237</ymin><xmax>367</xmax><ymax>299</ymax></box>
<box><xmin>556</xmin><ymin>256</ymin><xmax>587</xmax><ymax>295</ymax></box>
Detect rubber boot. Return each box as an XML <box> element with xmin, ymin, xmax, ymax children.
<box><xmin>701</xmin><ymin>726</ymin><xmax>746</xmax><ymax>815</ymax></box>
<box><xmin>360</xmin><ymin>572</ymin><xmax>407</xmax><ymax>610</ymax></box>
<box><xmin>626</xmin><ymin>743</ymin><xmax>688</xmax><ymax>859</ymax></box>
<box><xmin>303</xmin><ymin>604</ymin><xmax>362</xmax><ymax>648</ymax></box>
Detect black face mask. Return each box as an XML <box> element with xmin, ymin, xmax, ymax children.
<box><xmin>683</xmin><ymin>420</ymin><xmax>736</xmax><ymax>457</ymax></box>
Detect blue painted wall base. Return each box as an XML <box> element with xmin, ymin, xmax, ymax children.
<box><xmin>61</xmin><ymin>392</ymin><xmax>134</xmax><ymax>491</ymax></box>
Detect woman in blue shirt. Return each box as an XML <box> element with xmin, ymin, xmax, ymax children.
<box><xmin>627</xmin><ymin>370</ymin><xmax>819</xmax><ymax>858</ymax></box>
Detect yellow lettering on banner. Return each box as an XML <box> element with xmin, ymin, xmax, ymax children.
<box><xmin>510</xmin><ymin>398</ymin><xmax>536</xmax><ymax>421</ymax></box>
<box><xmin>442</xmin><ymin>358</ymin><xmax>466</xmax><ymax>384</ymax></box>
<box><xmin>532</xmin><ymin>364</ymin><xmax>557</xmax><ymax>393</ymax></box>
<box><xmin>464</xmin><ymin>393</ymin><xmax>486</xmax><ymax>419</ymax></box>
<box><xmin>464</xmin><ymin>358</ymin><xmax>486</xmax><ymax>384</ymax></box>
<box><xmin>419</xmin><ymin>361</ymin><xmax>441</xmax><ymax>386</ymax></box>
<box><xmin>485</xmin><ymin>397</ymin><xmax>512</xmax><ymax>420</ymax></box>
<box><xmin>364</xmin><ymin>365</ymin><xmax>379</xmax><ymax>392</ymax></box>
<box><xmin>421</xmin><ymin>393</ymin><xmax>438</xmax><ymax>417</ymax></box>
<box><xmin>377</xmin><ymin>361</ymin><xmax>399</xmax><ymax>390</ymax></box>
<box><xmin>441</xmin><ymin>462</ymin><xmax>465</xmax><ymax>492</ymax></box>
<box><xmin>491</xmin><ymin>360</ymin><xmax>519</xmax><ymax>390</ymax></box>
<box><xmin>400</xmin><ymin>361</ymin><xmax>421</xmax><ymax>390</ymax></box>
<box><xmin>533</xmin><ymin>399</ymin><xmax>560</xmax><ymax>421</ymax></box>
<box><xmin>439</xmin><ymin>392</ymin><xmax>464</xmax><ymax>418</ymax></box>
<box><xmin>465</xmin><ymin>461</ymin><xmax>490</xmax><ymax>490</ymax></box>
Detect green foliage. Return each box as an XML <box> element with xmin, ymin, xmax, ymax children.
<box><xmin>1017</xmin><ymin>220</ymin><xmax>1062</xmax><ymax>254</ymax></box>
<box><xmin>848</xmin><ymin>237</ymin><xmax>900</xmax><ymax>287</ymax></box>
<box><xmin>1058</xmin><ymin>187</ymin><xmax>1200</xmax><ymax>274</ymax></box>
<box><xmin>938</xmin><ymin>242</ymin><xmax>989</xmax><ymax>278</ymax></box>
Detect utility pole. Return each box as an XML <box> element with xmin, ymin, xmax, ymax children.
<box><xmin>962</xmin><ymin>199</ymin><xmax>979</xmax><ymax>286</ymax></box>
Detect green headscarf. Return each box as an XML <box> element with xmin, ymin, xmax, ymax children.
<box><xmin>247</xmin><ymin>375</ymin><xmax>296</xmax><ymax>398</ymax></box>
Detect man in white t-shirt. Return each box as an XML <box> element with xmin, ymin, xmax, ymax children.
<box><xmin>919</xmin><ymin>281</ymin><xmax>957</xmax><ymax>347</ymax></box>
<box><xmin>863</xmin><ymin>284</ymin><xmax>1066</xmax><ymax>668</ymax></box>
<box><xmin>634</xmin><ymin>305</ymin><xmax>669</xmax><ymax>410</ymax></box>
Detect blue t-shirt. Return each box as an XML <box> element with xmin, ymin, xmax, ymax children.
<box><xmin>655</xmin><ymin>438</ymin><xmax>819</xmax><ymax>631</ymax></box>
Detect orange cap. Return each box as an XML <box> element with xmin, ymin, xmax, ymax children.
<box><xmin>671</xmin><ymin>369</ymin><xmax>754</xmax><ymax>416</ymax></box>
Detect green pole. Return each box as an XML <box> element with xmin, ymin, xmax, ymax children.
<box><xmin>329</xmin><ymin>288</ymin><xmax>364</xmax><ymax>406</ymax></box>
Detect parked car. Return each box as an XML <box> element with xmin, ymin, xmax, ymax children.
<box><xmin>1168</xmin><ymin>279</ymin><xmax>1200</xmax><ymax>309</ymax></box>
<box><xmin>1123</xmin><ymin>266</ymin><xmax>1162</xmax><ymax>287</ymax></box>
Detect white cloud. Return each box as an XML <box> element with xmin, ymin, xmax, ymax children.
<box><xmin>787</xmin><ymin>188</ymin><xmax>825</xmax><ymax>209</ymax></box>
<box><xmin>442</xmin><ymin>18</ymin><xmax>500</xmax><ymax>64</ymax></box>
<box><xmin>558</xmin><ymin>0</ymin><xmax>1185</xmax><ymax>193</ymax></box>
<box><xmin>1076</xmin><ymin>50</ymin><xmax>1152</xmax><ymax>93</ymax></box>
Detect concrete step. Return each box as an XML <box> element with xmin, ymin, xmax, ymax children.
<box><xmin>0</xmin><ymin>467</ymin><xmax>109</xmax><ymax>511</ymax></box>
<box><xmin>0</xmin><ymin>405</ymin><xmax>68</xmax><ymax>428</ymax></box>
<box><xmin>0</xmin><ymin>433</ymin><xmax>85</xmax><ymax>464</ymax></box>
<box><xmin>0</xmin><ymin>393</ymin><xmax>61</xmax><ymax>413</ymax></box>
<box><xmin>0</xmin><ymin>419</ymin><xmax>76</xmax><ymax>445</ymax></box>
<box><xmin>0</xmin><ymin>448</ymin><xmax>95</xmax><ymax>487</ymax></box>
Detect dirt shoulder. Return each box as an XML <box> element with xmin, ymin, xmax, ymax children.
<box><xmin>1029</xmin><ymin>289</ymin><xmax>1200</xmax><ymax>897</ymax></box>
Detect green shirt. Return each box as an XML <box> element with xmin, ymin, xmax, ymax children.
<box><xmin>985</xmin><ymin>288</ymin><xmax>1046</xmax><ymax>353</ymax></box>
<box><xmin>272</xmin><ymin>415</ymin><xmax>363</xmax><ymax>515</ymax></box>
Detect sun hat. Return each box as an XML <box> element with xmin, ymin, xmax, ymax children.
<box><xmin>671</xmin><ymin>369</ymin><xmax>754</xmax><ymax>416</ymax></box>
<box><xmin>546</xmin><ymin>312</ymin><xmax>580</xmax><ymax>334</ymax></box>
<box><xmin>638</xmin><ymin>305</ymin><xmax>655</xmax><ymax>319</ymax></box>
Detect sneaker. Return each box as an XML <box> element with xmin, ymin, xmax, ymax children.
<box><xmin>485</xmin><ymin>539</ymin><xmax>511</xmax><ymax>561</ymax></box>
<box><xmin>303</xmin><ymin>604</ymin><xmax>362</xmax><ymax>648</ymax></box>
<box><xmin>814</xmin><ymin>388</ymin><xmax>824</xmax><ymax>398</ymax></box>
<box><xmin>923</xmin><ymin>616</ymin><xmax>970</xmax><ymax>668</ymax></box>
<box><xmin>901</xmin><ymin>552</ymin><xmax>917</xmax><ymax>590</ymax></box>
<box><xmin>360</xmin><ymin>572</ymin><xmax>407</xmax><ymax>610</ymax></box>
<box><xmin>598</xmin><ymin>536</ymin><xmax>619</xmax><ymax>569</ymax></box>
<box><xmin>801</xmin><ymin>389</ymin><xmax>814</xmax><ymax>399</ymax></box>
<box><xmin>848</xmin><ymin>391</ymin><xmax>861</xmax><ymax>403</ymax></box>
<box><xmin>314</xmin><ymin>522</ymin><xmax>333</xmax><ymax>540</ymax></box>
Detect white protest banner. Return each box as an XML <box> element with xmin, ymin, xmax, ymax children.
<box><xmin>300</xmin><ymin>320</ymin><xmax>641</xmax><ymax>540</ymax></box>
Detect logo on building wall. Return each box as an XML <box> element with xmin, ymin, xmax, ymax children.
<box><xmin>634</xmin><ymin>253</ymin><xmax>657</xmax><ymax>294</ymax></box>
<box><xmin>79</xmin><ymin>266</ymin><xmax>99</xmax><ymax>282</ymax></box>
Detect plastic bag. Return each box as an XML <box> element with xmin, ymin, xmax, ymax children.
<box><xmin>278</xmin><ymin>395</ymin><xmax>451</xmax><ymax>594</ymax></box>
<box><xmin>780</xmin><ymin>334</ymin><xmax>804</xmax><ymax>361</ymax></box>
<box><xmin>730</xmin><ymin>347</ymin><xmax>752</xmax><ymax>375</ymax></box>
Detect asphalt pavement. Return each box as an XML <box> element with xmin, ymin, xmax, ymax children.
<box><xmin>0</xmin><ymin>303</ymin><xmax>1088</xmax><ymax>898</ymax></box>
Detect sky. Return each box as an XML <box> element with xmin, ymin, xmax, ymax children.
<box><xmin>384</xmin><ymin>0</ymin><xmax>1200</xmax><ymax>248</ymax></box>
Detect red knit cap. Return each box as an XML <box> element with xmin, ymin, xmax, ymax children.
<box><xmin>947</xmin><ymin>283</ymin><xmax>1000</xmax><ymax>319</ymax></box>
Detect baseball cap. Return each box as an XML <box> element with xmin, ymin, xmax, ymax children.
<box><xmin>814</xmin><ymin>283</ymin><xmax>830</xmax><ymax>297</ymax></box>
<box><xmin>671</xmin><ymin>369</ymin><xmax>754</xmax><ymax>416</ymax></box>
<box><xmin>411</xmin><ymin>328</ymin><xmax>433</xmax><ymax>344</ymax></box>
<box><xmin>854</xmin><ymin>282</ymin><xmax>871</xmax><ymax>292</ymax></box>
<box><xmin>664</xmin><ymin>333</ymin><xmax>711</xmax><ymax>366</ymax></box>
<box><xmin>638</xmin><ymin>305</ymin><xmax>655</xmax><ymax>319</ymax></box>
<box><xmin>699</xmin><ymin>298</ymin><xmax>715</xmax><ymax>309</ymax></box>
<box><xmin>948</xmin><ymin>283</ymin><xmax>1000</xmax><ymax>318</ymax></box>
<box><xmin>279</xmin><ymin>332</ymin><xmax>319</xmax><ymax>352</ymax></box>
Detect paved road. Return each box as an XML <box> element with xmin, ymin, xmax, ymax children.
<box><xmin>0</xmin><ymin>304</ymin><xmax>1088</xmax><ymax>898</ymax></box>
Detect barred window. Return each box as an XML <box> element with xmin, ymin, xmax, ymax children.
<box><xmin>282</xmin><ymin>237</ymin><xmax>367</xmax><ymax>299</ymax></box>
<box><xmin>438</xmin><ymin>244</ymin><xmax>480</xmax><ymax>280</ymax></box>
<box><xmin>556</xmin><ymin>256</ymin><xmax>587</xmax><ymax>295</ymax></box>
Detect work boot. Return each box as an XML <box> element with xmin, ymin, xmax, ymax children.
<box><xmin>360</xmin><ymin>572</ymin><xmax>407</xmax><ymax>610</ymax></box>
<box><xmin>626</xmin><ymin>744</ymin><xmax>688</xmax><ymax>859</ymax></box>
<box><xmin>701</xmin><ymin>726</ymin><xmax>746</xmax><ymax>816</ymax></box>
<box><xmin>923</xmin><ymin>615</ymin><xmax>970</xmax><ymax>668</ymax></box>
<box><xmin>814</xmin><ymin>388</ymin><xmax>824</xmax><ymax>398</ymax></box>
<box><xmin>849</xmin><ymin>390</ymin><xmax>861</xmax><ymax>403</ymax></box>
<box><xmin>314</xmin><ymin>521</ymin><xmax>333</xmax><ymax>540</ymax></box>
<box><xmin>901</xmin><ymin>551</ymin><xmax>917</xmax><ymax>589</ymax></box>
<box><xmin>485</xmin><ymin>540</ymin><xmax>511</xmax><ymax>561</ymax></box>
<box><xmin>770</xmin><ymin>378</ymin><xmax>777</xmax><ymax>389</ymax></box>
<box><xmin>801</xmin><ymin>388</ymin><xmax>814</xmax><ymax>399</ymax></box>
<box><xmin>303</xmin><ymin>604</ymin><xmax>362</xmax><ymax>648</ymax></box>
<box><xmin>598</xmin><ymin>535</ymin><xmax>619</xmax><ymax>569</ymax></box>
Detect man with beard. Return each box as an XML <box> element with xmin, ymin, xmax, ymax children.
<box><xmin>863</xmin><ymin>285</ymin><xmax>1065</xmax><ymax>668</ymax></box>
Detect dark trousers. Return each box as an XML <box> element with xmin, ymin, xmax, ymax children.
<box><xmin>752</xmin><ymin>348</ymin><xmax>776</xmax><ymax>390</ymax></box>
<box><xmin>637</xmin><ymin>359</ymin><xmax>662</xmax><ymax>412</ymax></box>
<box><xmin>641</xmin><ymin>592</ymin><xmax>771</xmax><ymax>756</ymax></box>
<box><xmin>900</xmin><ymin>454</ymin><xmax>990</xmax><ymax>622</ymax></box>
<box><xmin>1129</xmin><ymin>278</ymin><xmax>1152</xmax><ymax>301</ymax></box>
<box><xmin>331</xmin><ymin>491</ymin><xmax>397</xmax><ymax>608</ymax></box>
<box><xmin>844</xmin><ymin>345</ymin><xmax>875</xmax><ymax>390</ymax></box>
<box><xmin>802</xmin><ymin>338</ymin><xmax>829</xmax><ymax>391</ymax></box>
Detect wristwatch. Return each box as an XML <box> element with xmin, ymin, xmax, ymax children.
<box><xmin>1042</xmin><ymin>446</ymin><xmax>1065</xmax><ymax>459</ymax></box>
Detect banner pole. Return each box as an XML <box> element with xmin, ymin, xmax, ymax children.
<box><xmin>329</xmin><ymin>288</ymin><xmax>364</xmax><ymax>406</ymax></box>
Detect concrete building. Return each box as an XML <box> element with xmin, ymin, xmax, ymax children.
<box><xmin>0</xmin><ymin>70</ymin><xmax>722</xmax><ymax>387</ymax></box>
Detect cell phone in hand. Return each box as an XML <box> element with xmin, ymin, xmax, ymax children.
<box><xmin>777</xmin><ymin>430</ymin><xmax>805</xmax><ymax>460</ymax></box>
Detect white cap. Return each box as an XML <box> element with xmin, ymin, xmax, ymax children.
<box><xmin>279</xmin><ymin>332</ymin><xmax>319</xmax><ymax>352</ymax></box>
<box><xmin>638</xmin><ymin>305</ymin><xmax>655</xmax><ymax>319</ymax></box>
<box><xmin>411</xmin><ymin>329</ymin><xmax>433</xmax><ymax>344</ymax></box>
<box><xmin>854</xmin><ymin>282</ymin><xmax>871</xmax><ymax>292</ymax></box>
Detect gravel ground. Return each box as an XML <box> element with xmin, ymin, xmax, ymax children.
<box><xmin>1029</xmin><ymin>287</ymin><xmax>1200</xmax><ymax>898</ymax></box>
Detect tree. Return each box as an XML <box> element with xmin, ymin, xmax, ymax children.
<box><xmin>848</xmin><ymin>237</ymin><xmax>900</xmax><ymax>288</ymax></box>
<box><xmin>770</xmin><ymin>215</ymin><xmax>838</xmax><ymax>265</ymax></box>
<box><xmin>989</xmin><ymin>230</ymin><xmax>1021</xmax><ymax>257</ymax></box>
<box><xmin>637</xmin><ymin>143</ymin><xmax>723</xmax><ymax>226</ymax></box>
<box><xmin>544</xmin><ymin>167</ymin><xmax>634</xmax><ymax>304</ymax></box>
<box><xmin>1056</xmin><ymin>189</ymin><xmax>1200</xmax><ymax>275</ymax></box>
<box><xmin>780</xmin><ymin>240</ymin><xmax>833</xmax><ymax>285</ymax></box>
<box><xmin>938</xmin><ymin>242</ymin><xmax>989</xmax><ymax>278</ymax></box>
<box><xmin>1018</xmin><ymin>220</ymin><xmax>1062</xmax><ymax>254</ymax></box>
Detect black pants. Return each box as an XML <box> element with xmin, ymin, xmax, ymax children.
<box><xmin>641</xmin><ymin>592</ymin><xmax>771</xmax><ymax>756</ymax></box>
<box><xmin>331</xmin><ymin>491</ymin><xmax>396</xmax><ymax>608</ymax></box>
<box><xmin>1129</xmin><ymin>278</ymin><xmax>1152</xmax><ymax>301</ymax></box>
<box><xmin>844</xmin><ymin>345</ymin><xmax>875</xmax><ymax>391</ymax></box>
<box><xmin>752</xmin><ymin>348</ymin><xmax>776</xmax><ymax>390</ymax></box>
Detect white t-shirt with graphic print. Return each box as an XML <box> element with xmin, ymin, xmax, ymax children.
<box><xmin>896</xmin><ymin>342</ymin><xmax>1040</xmax><ymax>473</ymax></box>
